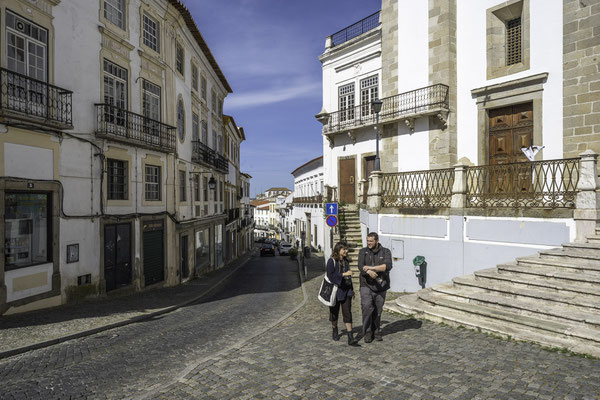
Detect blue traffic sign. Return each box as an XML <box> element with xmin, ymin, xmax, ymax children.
<box><xmin>326</xmin><ymin>215</ymin><xmax>338</xmax><ymax>227</ymax></box>
<box><xmin>325</xmin><ymin>202</ymin><xmax>338</xmax><ymax>216</ymax></box>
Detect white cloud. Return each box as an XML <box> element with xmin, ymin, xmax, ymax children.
<box><xmin>225</xmin><ymin>81</ymin><xmax>321</xmax><ymax>110</ymax></box>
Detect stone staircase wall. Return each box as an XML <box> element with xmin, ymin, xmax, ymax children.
<box><xmin>386</xmin><ymin>226</ymin><xmax>600</xmax><ymax>357</ymax></box>
<box><xmin>337</xmin><ymin>206</ymin><xmax>363</xmax><ymax>288</ymax></box>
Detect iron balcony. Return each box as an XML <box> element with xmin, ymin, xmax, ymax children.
<box><xmin>95</xmin><ymin>104</ymin><xmax>176</xmax><ymax>153</ymax></box>
<box><xmin>0</xmin><ymin>67</ymin><xmax>73</xmax><ymax>129</ymax></box>
<box><xmin>330</xmin><ymin>11</ymin><xmax>380</xmax><ymax>47</ymax></box>
<box><xmin>192</xmin><ymin>141</ymin><xmax>229</xmax><ymax>174</ymax></box>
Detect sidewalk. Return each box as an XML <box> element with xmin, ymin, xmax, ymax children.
<box><xmin>0</xmin><ymin>250</ymin><xmax>255</xmax><ymax>360</ymax></box>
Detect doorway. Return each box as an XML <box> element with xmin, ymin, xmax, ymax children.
<box><xmin>104</xmin><ymin>223</ymin><xmax>132</xmax><ymax>291</ymax></box>
<box><xmin>339</xmin><ymin>158</ymin><xmax>356</xmax><ymax>204</ymax></box>
<box><xmin>180</xmin><ymin>234</ymin><xmax>189</xmax><ymax>279</ymax></box>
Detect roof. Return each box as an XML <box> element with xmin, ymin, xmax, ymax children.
<box><xmin>223</xmin><ymin>115</ymin><xmax>245</xmax><ymax>141</ymax></box>
<box><xmin>250</xmin><ymin>199</ymin><xmax>269</xmax><ymax>207</ymax></box>
<box><xmin>266</xmin><ymin>187</ymin><xmax>291</xmax><ymax>192</ymax></box>
<box><xmin>291</xmin><ymin>156</ymin><xmax>323</xmax><ymax>176</ymax></box>
<box><xmin>240</xmin><ymin>172</ymin><xmax>252</xmax><ymax>179</ymax></box>
<box><xmin>168</xmin><ymin>0</ymin><xmax>233</xmax><ymax>93</ymax></box>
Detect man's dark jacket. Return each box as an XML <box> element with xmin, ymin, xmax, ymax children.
<box><xmin>357</xmin><ymin>244</ymin><xmax>393</xmax><ymax>292</ymax></box>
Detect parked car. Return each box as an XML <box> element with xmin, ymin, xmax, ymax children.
<box><xmin>279</xmin><ymin>242</ymin><xmax>292</xmax><ymax>255</ymax></box>
<box><xmin>260</xmin><ymin>243</ymin><xmax>276</xmax><ymax>257</ymax></box>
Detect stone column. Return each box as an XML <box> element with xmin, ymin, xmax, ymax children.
<box><xmin>450</xmin><ymin>164</ymin><xmax>469</xmax><ymax>209</ymax></box>
<box><xmin>359</xmin><ymin>179</ymin><xmax>368</xmax><ymax>205</ymax></box>
<box><xmin>367</xmin><ymin>171</ymin><xmax>382</xmax><ymax>210</ymax></box>
<box><xmin>575</xmin><ymin>150</ymin><xmax>600</xmax><ymax>242</ymax></box>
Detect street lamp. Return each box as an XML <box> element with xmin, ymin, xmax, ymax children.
<box><xmin>372</xmin><ymin>98</ymin><xmax>383</xmax><ymax>171</ymax></box>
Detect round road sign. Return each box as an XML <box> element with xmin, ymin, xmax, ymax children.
<box><xmin>326</xmin><ymin>215</ymin><xmax>338</xmax><ymax>227</ymax></box>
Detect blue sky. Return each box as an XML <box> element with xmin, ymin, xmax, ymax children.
<box><xmin>187</xmin><ymin>0</ymin><xmax>380</xmax><ymax>197</ymax></box>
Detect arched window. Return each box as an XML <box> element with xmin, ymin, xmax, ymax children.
<box><xmin>177</xmin><ymin>99</ymin><xmax>185</xmax><ymax>141</ymax></box>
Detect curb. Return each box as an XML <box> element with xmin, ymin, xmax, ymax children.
<box><xmin>0</xmin><ymin>251</ymin><xmax>255</xmax><ymax>361</ymax></box>
<box><xmin>138</xmin><ymin>251</ymin><xmax>309</xmax><ymax>399</ymax></box>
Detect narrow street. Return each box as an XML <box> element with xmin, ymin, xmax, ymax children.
<box><xmin>0</xmin><ymin>252</ymin><xmax>302</xmax><ymax>399</ymax></box>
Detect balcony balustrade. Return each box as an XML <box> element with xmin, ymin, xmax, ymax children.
<box><xmin>95</xmin><ymin>104</ymin><xmax>176</xmax><ymax>152</ymax></box>
<box><xmin>0</xmin><ymin>67</ymin><xmax>73</xmax><ymax>129</ymax></box>
<box><xmin>381</xmin><ymin>168</ymin><xmax>454</xmax><ymax>208</ymax></box>
<box><xmin>322</xmin><ymin>84</ymin><xmax>449</xmax><ymax>136</ymax></box>
<box><xmin>330</xmin><ymin>11</ymin><xmax>380</xmax><ymax>47</ymax></box>
<box><xmin>192</xmin><ymin>141</ymin><xmax>229</xmax><ymax>173</ymax></box>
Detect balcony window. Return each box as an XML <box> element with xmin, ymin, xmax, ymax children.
<box><xmin>192</xmin><ymin>112</ymin><xmax>199</xmax><ymax>142</ymax></box>
<box><xmin>103</xmin><ymin>59</ymin><xmax>128</xmax><ymax>128</ymax></box>
<box><xmin>104</xmin><ymin>0</ymin><xmax>126</xmax><ymax>30</ymax></box>
<box><xmin>212</xmin><ymin>129</ymin><xmax>217</xmax><ymax>151</ymax></box>
<box><xmin>201</xmin><ymin>120</ymin><xmax>208</xmax><ymax>144</ymax></box>
<box><xmin>203</xmin><ymin>176</ymin><xmax>208</xmax><ymax>202</ymax></box>
<box><xmin>201</xmin><ymin>75</ymin><xmax>207</xmax><ymax>100</ymax></box>
<box><xmin>194</xmin><ymin>174</ymin><xmax>200</xmax><ymax>201</ymax></box>
<box><xmin>211</xmin><ymin>89</ymin><xmax>217</xmax><ymax>113</ymax></box>
<box><xmin>107</xmin><ymin>158</ymin><xmax>128</xmax><ymax>200</ymax></box>
<box><xmin>4</xmin><ymin>192</ymin><xmax>51</xmax><ymax>270</ymax></box>
<box><xmin>360</xmin><ymin>75</ymin><xmax>378</xmax><ymax>117</ymax></box>
<box><xmin>145</xmin><ymin>165</ymin><xmax>161</xmax><ymax>201</ymax></box>
<box><xmin>191</xmin><ymin>64</ymin><xmax>198</xmax><ymax>91</ymax></box>
<box><xmin>338</xmin><ymin>83</ymin><xmax>354</xmax><ymax>122</ymax></box>
<box><xmin>176</xmin><ymin>43</ymin><xmax>184</xmax><ymax>75</ymax></box>
<box><xmin>142</xmin><ymin>14</ymin><xmax>159</xmax><ymax>53</ymax></box>
<box><xmin>142</xmin><ymin>79</ymin><xmax>161</xmax><ymax>144</ymax></box>
<box><xmin>179</xmin><ymin>170</ymin><xmax>186</xmax><ymax>202</ymax></box>
<box><xmin>177</xmin><ymin>99</ymin><xmax>185</xmax><ymax>141</ymax></box>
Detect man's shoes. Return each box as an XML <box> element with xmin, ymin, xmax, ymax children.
<box><xmin>332</xmin><ymin>327</ymin><xmax>339</xmax><ymax>341</ymax></box>
<box><xmin>364</xmin><ymin>332</ymin><xmax>374</xmax><ymax>343</ymax></box>
<box><xmin>347</xmin><ymin>332</ymin><xmax>358</xmax><ymax>346</ymax></box>
<box><xmin>374</xmin><ymin>331</ymin><xmax>383</xmax><ymax>341</ymax></box>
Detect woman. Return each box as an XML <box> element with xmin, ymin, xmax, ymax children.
<box><xmin>327</xmin><ymin>242</ymin><xmax>357</xmax><ymax>345</ymax></box>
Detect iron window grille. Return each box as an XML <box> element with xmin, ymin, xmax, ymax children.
<box><xmin>145</xmin><ymin>165</ymin><xmax>161</xmax><ymax>201</ymax></box>
<box><xmin>104</xmin><ymin>0</ymin><xmax>126</xmax><ymax>30</ymax></box>
<box><xmin>142</xmin><ymin>14</ymin><xmax>159</xmax><ymax>53</ymax></box>
<box><xmin>179</xmin><ymin>170</ymin><xmax>187</xmax><ymax>202</ymax></box>
<box><xmin>506</xmin><ymin>17</ymin><xmax>521</xmax><ymax>66</ymax></box>
<box><xmin>107</xmin><ymin>158</ymin><xmax>128</xmax><ymax>200</ymax></box>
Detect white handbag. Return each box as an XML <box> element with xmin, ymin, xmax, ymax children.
<box><xmin>318</xmin><ymin>273</ymin><xmax>338</xmax><ymax>306</ymax></box>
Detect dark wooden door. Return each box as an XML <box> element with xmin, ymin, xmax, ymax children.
<box><xmin>104</xmin><ymin>223</ymin><xmax>131</xmax><ymax>292</ymax></box>
<box><xmin>180</xmin><ymin>234</ymin><xmax>189</xmax><ymax>279</ymax></box>
<box><xmin>339</xmin><ymin>158</ymin><xmax>356</xmax><ymax>204</ymax></box>
<box><xmin>489</xmin><ymin>103</ymin><xmax>533</xmax><ymax>192</ymax></box>
<box><xmin>363</xmin><ymin>156</ymin><xmax>376</xmax><ymax>197</ymax></box>
<box><xmin>143</xmin><ymin>221</ymin><xmax>164</xmax><ymax>286</ymax></box>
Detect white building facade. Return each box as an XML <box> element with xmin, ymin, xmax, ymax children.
<box><xmin>317</xmin><ymin>0</ymin><xmax>600</xmax><ymax>292</ymax></box>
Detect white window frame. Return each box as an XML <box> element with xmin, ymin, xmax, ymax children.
<box><xmin>104</xmin><ymin>0</ymin><xmax>126</xmax><ymax>30</ymax></box>
<box><xmin>142</xmin><ymin>13</ymin><xmax>159</xmax><ymax>53</ymax></box>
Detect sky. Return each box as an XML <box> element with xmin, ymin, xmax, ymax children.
<box><xmin>186</xmin><ymin>0</ymin><xmax>380</xmax><ymax>197</ymax></box>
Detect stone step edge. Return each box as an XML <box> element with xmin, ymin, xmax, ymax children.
<box><xmin>452</xmin><ymin>276</ymin><xmax>600</xmax><ymax>311</ymax></box>
<box><xmin>417</xmin><ymin>290</ymin><xmax>600</xmax><ymax>343</ymax></box>
<box><xmin>432</xmin><ymin>283</ymin><xmax>600</xmax><ymax>327</ymax></box>
<box><xmin>385</xmin><ymin>295</ymin><xmax>600</xmax><ymax>358</ymax></box>
<box><xmin>562</xmin><ymin>242</ymin><xmax>600</xmax><ymax>250</ymax></box>
<box><xmin>540</xmin><ymin>250</ymin><xmax>600</xmax><ymax>261</ymax></box>
<box><xmin>474</xmin><ymin>269</ymin><xmax>600</xmax><ymax>297</ymax></box>
<box><xmin>497</xmin><ymin>263</ymin><xmax>600</xmax><ymax>285</ymax></box>
<box><xmin>516</xmin><ymin>256</ymin><xmax>600</xmax><ymax>272</ymax></box>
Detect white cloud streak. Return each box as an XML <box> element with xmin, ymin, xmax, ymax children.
<box><xmin>225</xmin><ymin>81</ymin><xmax>321</xmax><ymax>110</ymax></box>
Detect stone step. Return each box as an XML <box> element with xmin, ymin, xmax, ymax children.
<box><xmin>473</xmin><ymin>268</ymin><xmax>600</xmax><ymax>299</ymax></box>
<box><xmin>538</xmin><ymin>248</ymin><xmax>600</xmax><ymax>264</ymax></box>
<box><xmin>516</xmin><ymin>255</ymin><xmax>600</xmax><ymax>274</ymax></box>
<box><xmin>432</xmin><ymin>283</ymin><xmax>600</xmax><ymax>328</ymax></box>
<box><xmin>497</xmin><ymin>262</ymin><xmax>600</xmax><ymax>285</ymax></box>
<box><xmin>452</xmin><ymin>275</ymin><xmax>600</xmax><ymax>311</ymax></box>
<box><xmin>386</xmin><ymin>292</ymin><xmax>600</xmax><ymax>357</ymax></box>
<box><xmin>561</xmin><ymin>242</ymin><xmax>600</xmax><ymax>254</ymax></box>
<box><xmin>587</xmin><ymin>235</ymin><xmax>600</xmax><ymax>244</ymax></box>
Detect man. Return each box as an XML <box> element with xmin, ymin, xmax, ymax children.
<box><xmin>357</xmin><ymin>232</ymin><xmax>392</xmax><ymax>343</ymax></box>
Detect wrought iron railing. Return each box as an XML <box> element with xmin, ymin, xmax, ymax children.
<box><xmin>95</xmin><ymin>104</ymin><xmax>176</xmax><ymax>152</ymax></box>
<box><xmin>331</xmin><ymin>11</ymin><xmax>380</xmax><ymax>46</ymax></box>
<box><xmin>381</xmin><ymin>168</ymin><xmax>455</xmax><ymax>208</ymax></box>
<box><xmin>0</xmin><ymin>67</ymin><xmax>73</xmax><ymax>128</ymax></box>
<box><xmin>227</xmin><ymin>208</ymin><xmax>240</xmax><ymax>224</ymax></box>
<box><xmin>324</xmin><ymin>84</ymin><xmax>449</xmax><ymax>134</ymax></box>
<box><xmin>292</xmin><ymin>195</ymin><xmax>323</xmax><ymax>204</ymax></box>
<box><xmin>465</xmin><ymin>159</ymin><xmax>579</xmax><ymax>208</ymax></box>
<box><xmin>192</xmin><ymin>141</ymin><xmax>229</xmax><ymax>173</ymax></box>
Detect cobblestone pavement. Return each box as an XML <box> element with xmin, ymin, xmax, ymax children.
<box><xmin>149</xmin><ymin>256</ymin><xmax>600</xmax><ymax>400</ymax></box>
<box><xmin>0</xmin><ymin>252</ymin><xmax>303</xmax><ymax>399</ymax></box>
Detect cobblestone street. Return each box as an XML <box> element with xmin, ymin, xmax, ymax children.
<box><xmin>1</xmin><ymin>253</ymin><xmax>599</xmax><ymax>399</ymax></box>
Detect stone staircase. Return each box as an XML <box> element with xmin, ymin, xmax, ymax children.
<box><xmin>337</xmin><ymin>206</ymin><xmax>362</xmax><ymax>288</ymax></box>
<box><xmin>386</xmin><ymin>226</ymin><xmax>600</xmax><ymax>357</ymax></box>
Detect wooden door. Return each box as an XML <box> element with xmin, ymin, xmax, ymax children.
<box><xmin>339</xmin><ymin>158</ymin><xmax>356</xmax><ymax>204</ymax></box>
<box><xmin>104</xmin><ymin>223</ymin><xmax>131</xmax><ymax>291</ymax></box>
<box><xmin>488</xmin><ymin>103</ymin><xmax>533</xmax><ymax>193</ymax></box>
<box><xmin>363</xmin><ymin>156</ymin><xmax>376</xmax><ymax>198</ymax></box>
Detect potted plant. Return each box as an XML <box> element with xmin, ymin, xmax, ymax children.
<box><xmin>289</xmin><ymin>247</ymin><xmax>298</xmax><ymax>260</ymax></box>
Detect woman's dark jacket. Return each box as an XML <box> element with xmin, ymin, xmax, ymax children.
<box><xmin>326</xmin><ymin>258</ymin><xmax>353</xmax><ymax>301</ymax></box>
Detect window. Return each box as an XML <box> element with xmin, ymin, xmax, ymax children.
<box><xmin>142</xmin><ymin>80</ymin><xmax>160</xmax><ymax>121</ymax></box>
<box><xmin>212</xmin><ymin>129</ymin><xmax>217</xmax><ymax>151</ymax></box>
<box><xmin>201</xmin><ymin>120</ymin><xmax>208</xmax><ymax>144</ymax></box>
<box><xmin>211</xmin><ymin>90</ymin><xmax>217</xmax><ymax>113</ymax></box>
<box><xmin>192</xmin><ymin>112</ymin><xmax>199</xmax><ymax>142</ymax></box>
<box><xmin>218</xmin><ymin>98</ymin><xmax>223</xmax><ymax>117</ymax></box>
<box><xmin>145</xmin><ymin>165</ymin><xmax>161</xmax><ymax>201</ymax></box>
<box><xmin>194</xmin><ymin>175</ymin><xmax>200</xmax><ymax>201</ymax></box>
<box><xmin>177</xmin><ymin>99</ymin><xmax>185</xmax><ymax>141</ymax></box>
<box><xmin>195</xmin><ymin>228</ymin><xmax>210</xmax><ymax>270</ymax></box>
<box><xmin>203</xmin><ymin>176</ymin><xmax>208</xmax><ymax>202</ymax></box>
<box><xmin>142</xmin><ymin>14</ymin><xmax>159</xmax><ymax>53</ymax></box>
<box><xmin>191</xmin><ymin>64</ymin><xmax>198</xmax><ymax>91</ymax></box>
<box><xmin>218</xmin><ymin>134</ymin><xmax>223</xmax><ymax>155</ymax></box>
<box><xmin>338</xmin><ymin>83</ymin><xmax>355</xmax><ymax>122</ymax></box>
<box><xmin>103</xmin><ymin>60</ymin><xmax>128</xmax><ymax>126</ymax></box>
<box><xmin>176</xmin><ymin>42</ymin><xmax>184</xmax><ymax>75</ymax></box>
<box><xmin>104</xmin><ymin>0</ymin><xmax>126</xmax><ymax>30</ymax></box>
<box><xmin>506</xmin><ymin>17</ymin><xmax>521</xmax><ymax>66</ymax></box>
<box><xmin>4</xmin><ymin>192</ymin><xmax>51</xmax><ymax>269</ymax></box>
<box><xmin>6</xmin><ymin>11</ymin><xmax>48</xmax><ymax>80</ymax></box>
<box><xmin>361</xmin><ymin>76</ymin><xmax>378</xmax><ymax>117</ymax></box>
<box><xmin>179</xmin><ymin>170</ymin><xmax>186</xmax><ymax>202</ymax></box>
<box><xmin>201</xmin><ymin>75</ymin><xmax>207</xmax><ymax>100</ymax></box>
<box><xmin>107</xmin><ymin>159</ymin><xmax>128</xmax><ymax>200</ymax></box>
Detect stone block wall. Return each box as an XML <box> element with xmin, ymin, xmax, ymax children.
<box><xmin>381</xmin><ymin>0</ymin><xmax>399</xmax><ymax>98</ymax></box>
<box><xmin>428</xmin><ymin>0</ymin><xmax>457</xmax><ymax>170</ymax></box>
<box><xmin>563</xmin><ymin>0</ymin><xmax>600</xmax><ymax>167</ymax></box>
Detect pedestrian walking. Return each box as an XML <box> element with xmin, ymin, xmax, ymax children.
<box><xmin>357</xmin><ymin>232</ymin><xmax>393</xmax><ymax>343</ymax></box>
<box><xmin>326</xmin><ymin>242</ymin><xmax>358</xmax><ymax>346</ymax></box>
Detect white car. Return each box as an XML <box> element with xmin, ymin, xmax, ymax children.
<box><xmin>279</xmin><ymin>242</ymin><xmax>293</xmax><ymax>255</ymax></box>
